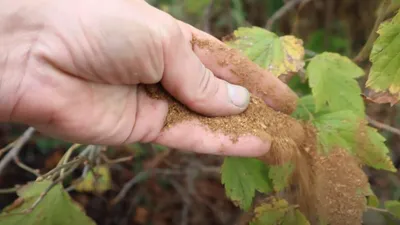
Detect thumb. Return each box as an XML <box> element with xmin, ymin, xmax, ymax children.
<box><xmin>160</xmin><ymin>24</ymin><xmax>250</xmax><ymax>116</ymax></box>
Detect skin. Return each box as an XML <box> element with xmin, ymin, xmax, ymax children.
<box><xmin>0</xmin><ymin>0</ymin><xmax>297</xmax><ymax>157</ymax></box>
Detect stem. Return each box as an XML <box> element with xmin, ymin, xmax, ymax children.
<box><xmin>366</xmin><ymin>116</ymin><xmax>400</xmax><ymax>136</ymax></box>
<box><xmin>59</xmin><ymin>144</ymin><xmax>81</xmax><ymax>177</ymax></box>
<box><xmin>367</xmin><ymin>206</ymin><xmax>389</xmax><ymax>213</ymax></box>
<box><xmin>265</xmin><ymin>0</ymin><xmax>313</xmax><ymax>30</ymax></box>
<box><xmin>353</xmin><ymin>0</ymin><xmax>391</xmax><ymax>62</ymax></box>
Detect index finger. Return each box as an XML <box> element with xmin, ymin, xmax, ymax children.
<box><xmin>178</xmin><ymin>21</ymin><xmax>298</xmax><ymax>114</ymax></box>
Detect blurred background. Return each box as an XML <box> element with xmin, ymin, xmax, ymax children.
<box><xmin>1</xmin><ymin>0</ymin><xmax>400</xmax><ymax>224</ymax></box>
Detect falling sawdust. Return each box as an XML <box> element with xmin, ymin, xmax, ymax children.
<box><xmin>313</xmin><ymin>148</ymin><xmax>368</xmax><ymax>225</ymax></box>
<box><xmin>145</xmin><ymin>36</ymin><xmax>369</xmax><ymax>225</ymax></box>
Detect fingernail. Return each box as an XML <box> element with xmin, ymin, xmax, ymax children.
<box><xmin>227</xmin><ymin>82</ymin><xmax>250</xmax><ymax>108</ymax></box>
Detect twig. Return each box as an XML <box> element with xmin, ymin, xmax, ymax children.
<box><xmin>14</xmin><ymin>157</ymin><xmax>40</xmax><ymax>177</ymax></box>
<box><xmin>110</xmin><ymin>170</ymin><xmax>150</xmax><ymax>205</ymax></box>
<box><xmin>60</xmin><ymin>144</ymin><xmax>82</xmax><ymax>177</ymax></box>
<box><xmin>0</xmin><ymin>127</ymin><xmax>35</xmax><ymax>176</ymax></box>
<box><xmin>100</xmin><ymin>154</ymin><xmax>133</xmax><ymax>165</ymax></box>
<box><xmin>366</xmin><ymin>116</ymin><xmax>400</xmax><ymax>136</ymax></box>
<box><xmin>265</xmin><ymin>0</ymin><xmax>313</xmax><ymax>30</ymax></box>
<box><xmin>353</xmin><ymin>0</ymin><xmax>391</xmax><ymax>62</ymax></box>
<box><xmin>0</xmin><ymin>141</ymin><xmax>15</xmax><ymax>158</ymax></box>
<box><xmin>0</xmin><ymin>185</ymin><xmax>20</xmax><ymax>194</ymax></box>
<box><xmin>367</xmin><ymin>206</ymin><xmax>389</xmax><ymax>213</ymax></box>
<box><xmin>202</xmin><ymin>0</ymin><xmax>214</xmax><ymax>33</ymax></box>
<box><xmin>170</xmin><ymin>179</ymin><xmax>191</xmax><ymax>225</ymax></box>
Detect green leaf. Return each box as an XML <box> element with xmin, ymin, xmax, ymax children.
<box><xmin>356</xmin><ymin>126</ymin><xmax>396</xmax><ymax>172</ymax></box>
<box><xmin>225</xmin><ymin>26</ymin><xmax>305</xmax><ymax>76</ymax></box>
<box><xmin>281</xmin><ymin>209</ymin><xmax>310</xmax><ymax>225</ymax></box>
<box><xmin>268</xmin><ymin>162</ymin><xmax>294</xmax><ymax>192</ymax></box>
<box><xmin>367</xmin><ymin>11</ymin><xmax>400</xmax><ymax>95</ymax></box>
<box><xmin>364</xmin><ymin>186</ymin><xmax>380</xmax><ymax>208</ymax></box>
<box><xmin>250</xmin><ymin>198</ymin><xmax>289</xmax><ymax>225</ymax></box>
<box><xmin>311</xmin><ymin>110</ymin><xmax>396</xmax><ymax>171</ymax></box>
<box><xmin>384</xmin><ymin>200</ymin><xmax>400</xmax><ymax>218</ymax></box>
<box><xmin>221</xmin><ymin>157</ymin><xmax>272</xmax><ymax>211</ymax></box>
<box><xmin>0</xmin><ymin>180</ymin><xmax>95</xmax><ymax>225</ymax></box>
<box><xmin>312</xmin><ymin>110</ymin><xmax>359</xmax><ymax>153</ymax></box>
<box><xmin>306</xmin><ymin>52</ymin><xmax>365</xmax><ymax>115</ymax></box>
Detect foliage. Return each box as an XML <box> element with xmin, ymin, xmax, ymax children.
<box><xmin>367</xmin><ymin>10</ymin><xmax>400</xmax><ymax>97</ymax></box>
<box><xmin>306</xmin><ymin>52</ymin><xmax>365</xmax><ymax>115</ymax></box>
<box><xmin>225</xmin><ymin>26</ymin><xmax>305</xmax><ymax>76</ymax></box>
<box><xmin>221</xmin><ymin>157</ymin><xmax>272</xmax><ymax>210</ymax></box>
<box><xmin>250</xmin><ymin>198</ymin><xmax>309</xmax><ymax>225</ymax></box>
<box><xmin>0</xmin><ymin>181</ymin><xmax>96</xmax><ymax>225</ymax></box>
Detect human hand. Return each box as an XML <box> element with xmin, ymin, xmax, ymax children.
<box><xmin>0</xmin><ymin>0</ymin><xmax>297</xmax><ymax>157</ymax></box>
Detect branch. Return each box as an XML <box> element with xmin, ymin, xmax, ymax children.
<box><xmin>366</xmin><ymin>116</ymin><xmax>400</xmax><ymax>136</ymax></box>
<box><xmin>0</xmin><ymin>127</ymin><xmax>35</xmax><ymax>176</ymax></box>
<box><xmin>265</xmin><ymin>0</ymin><xmax>313</xmax><ymax>30</ymax></box>
<box><xmin>353</xmin><ymin>0</ymin><xmax>391</xmax><ymax>62</ymax></box>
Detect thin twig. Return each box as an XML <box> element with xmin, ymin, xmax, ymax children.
<box><xmin>0</xmin><ymin>127</ymin><xmax>35</xmax><ymax>176</ymax></box>
<box><xmin>353</xmin><ymin>0</ymin><xmax>391</xmax><ymax>62</ymax></box>
<box><xmin>202</xmin><ymin>0</ymin><xmax>214</xmax><ymax>33</ymax></box>
<box><xmin>111</xmin><ymin>170</ymin><xmax>150</xmax><ymax>205</ymax></box>
<box><xmin>0</xmin><ymin>141</ymin><xmax>15</xmax><ymax>158</ymax></box>
<box><xmin>14</xmin><ymin>157</ymin><xmax>40</xmax><ymax>177</ymax></box>
<box><xmin>265</xmin><ymin>0</ymin><xmax>313</xmax><ymax>30</ymax></box>
<box><xmin>366</xmin><ymin>116</ymin><xmax>400</xmax><ymax>136</ymax></box>
<box><xmin>0</xmin><ymin>185</ymin><xmax>20</xmax><ymax>194</ymax></box>
<box><xmin>170</xmin><ymin>179</ymin><xmax>191</xmax><ymax>225</ymax></box>
<box><xmin>367</xmin><ymin>206</ymin><xmax>389</xmax><ymax>213</ymax></box>
<box><xmin>100</xmin><ymin>154</ymin><xmax>133</xmax><ymax>165</ymax></box>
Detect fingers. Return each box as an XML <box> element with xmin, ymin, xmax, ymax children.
<box><xmin>159</xmin><ymin>20</ymin><xmax>250</xmax><ymax>117</ymax></box>
<box><xmin>177</xmin><ymin>21</ymin><xmax>298</xmax><ymax>114</ymax></box>
<box><xmin>131</xmin><ymin>87</ymin><xmax>271</xmax><ymax>157</ymax></box>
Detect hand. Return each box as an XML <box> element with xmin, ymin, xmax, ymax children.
<box><xmin>0</xmin><ymin>0</ymin><xmax>297</xmax><ymax>157</ymax></box>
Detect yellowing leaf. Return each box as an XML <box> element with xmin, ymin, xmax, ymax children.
<box><xmin>250</xmin><ymin>198</ymin><xmax>289</xmax><ymax>225</ymax></box>
<box><xmin>306</xmin><ymin>52</ymin><xmax>365</xmax><ymax>115</ymax></box>
<box><xmin>225</xmin><ymin>26</ymin><xmax>305</xmax><ymax>76</ymax></box>
<box><xmin>0</xmin><ymin>181</ymin><xmax>95</xmax><ymax>225</ymax></box>
<box><xmin>268</xmin><ymin>162</ymin><xmax>294</xmax><ymax>192</ymax></box>
<box><xmin>384</xmin><ymin>200</ymin><xmax>400</xmax><ymax>219</ymax></box>
<box><xmin>367</xmin><ymin>11</ymin><xmax>400</xmax><ymax>96</ymax></box>
<box><xmin>221</xmin><ymin>157</ymin><xmax>272</xmax><ymax>211</ymax></box>
<box><xmin>75</xmin><ymin>165</ymin><xmax>111</xmax><ymax>194</ymax></box>
<box><xmin>250</xmin><ymin>198</ymin><xmax>310</xmax><ymax>225</ymax></box>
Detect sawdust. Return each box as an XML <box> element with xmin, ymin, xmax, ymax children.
<box><xmin>146</xmin><ymin>84</ymin><xmax>304</xmax><ymax>164</ymax></box>
<box><xmin>313</xmin><ymin>148</ymin><xmax>368</xmax><ymax>225</ymax></box>
<box><xmin>190</xmin><ymin>36</ymin><xmax>297</xmax><ymax>115</ymax></box>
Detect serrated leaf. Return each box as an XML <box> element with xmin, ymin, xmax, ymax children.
<box><xmin>75</xmin><ymin>165</ymin><xmax>111</xmax><ymax>194</ymax></box>
<box><xmin>221</xmin><ymin>157</ymin><xmax>272</xmax><ymax>211</ymax></box>
<box><xmin>312</xmin><ymin>110</ymin><xmax>396</xmax><ymax>171</ymax></box>
<box><xmin>312</xmin><ymin>110</ymin><xmax>359</xmax><ymax>153</ymax></box>
<box><xmin>250</xmin><ymin>198</ymin><xmax>289</xmax><ymax>225</ymax></box>
<box><xmin>268</xmin><ymin>162</ymin><xmax>294</xmax><ymax>192</ymax></box>
<box><xmin>281</xmin><ymin>209</ymin><xmax>310</xmax><ymax>225</ymax></box>
<box><xmin>355</xmin><ymin>125</ymin><xmax>396</xmax><ymax>172</ymax></box>
<box><xmin>0</xmin><ymin>181</ymin><xmax>95</xmax><ymax>225</ymax></box>
<box><xmin>307</xmin><ymin>52</ymin><xmax>365</xmax><ymax>115</ymax></box>
<box><xmin>366</xmin><ymin>11</ymin><xmax>400</xmax><ymax>96</ymax></box>
<box><xmin>225</xmin><ymin>26</ymin><xmax>305</xmax><ymax>76</ymax></box>
<box><xmin>384</xmin><ymin>200</ymin><xmax>400</xmax><ymax>218</ymax></box>
<box><xmin>364</xmin><ymin>186</ymin><xmax>380</xmax><ymax>208</ymax></box>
